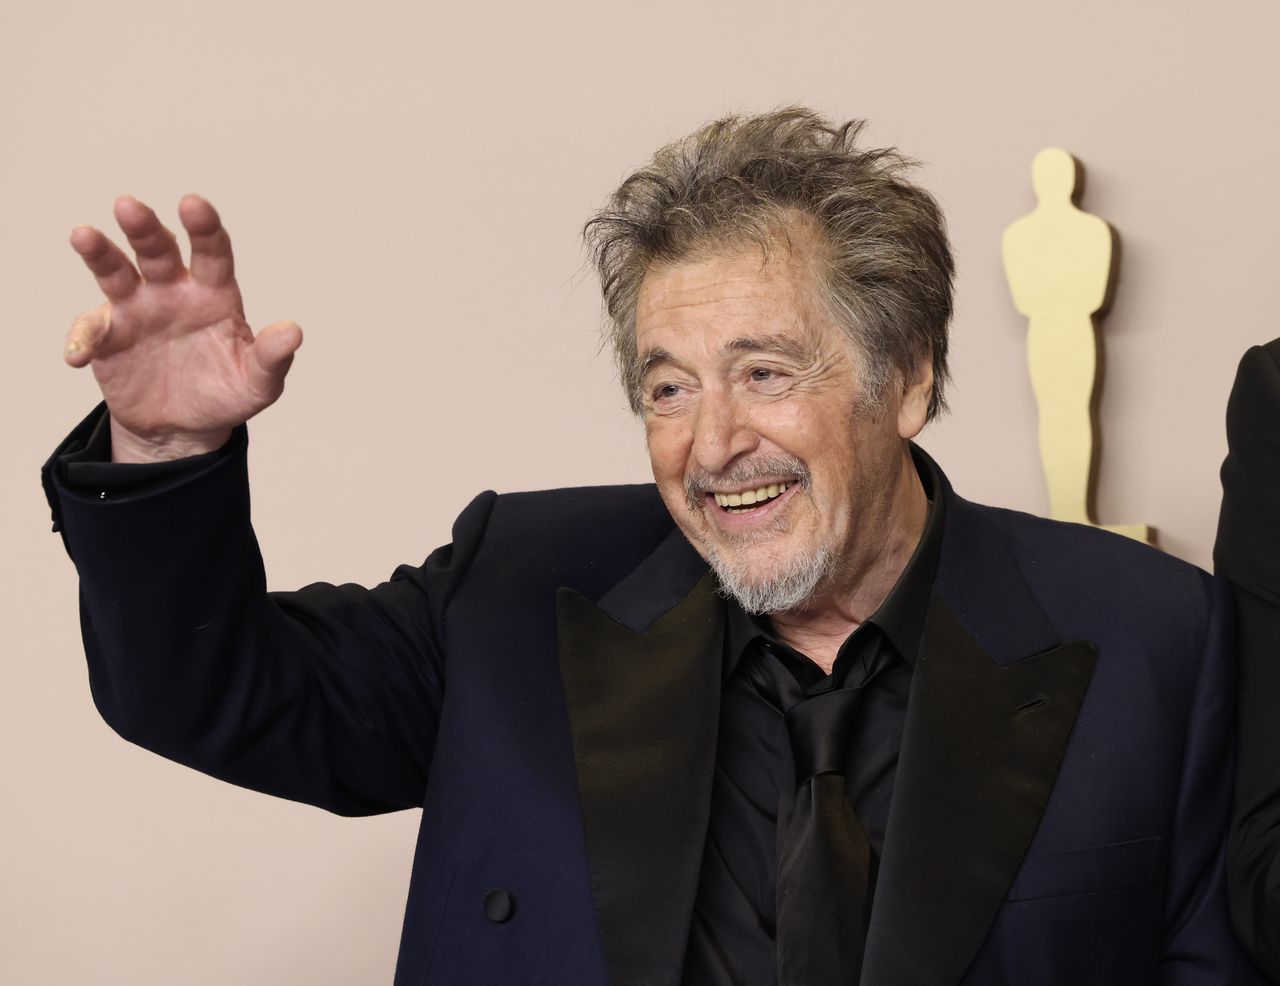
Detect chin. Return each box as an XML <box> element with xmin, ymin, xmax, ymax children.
<box><xmin>703</xmin><ymin>540</ymin><xmax>837</xmax><ymax>616</ymax></box>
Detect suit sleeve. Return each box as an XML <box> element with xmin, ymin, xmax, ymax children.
<box><xmin>1158</xmin><ymin>576</ymin><xmax>1271</xmax><ymax>984</ymax></box>
<box><xmin>1215</xmin><ymin>341</ymin><xmax>1280</xmax><ymax>981</ymax></box>
<box><xmin>42</xmin><ymin>405</ymin><xmax>496</xmax><ymax>817</ymax></box>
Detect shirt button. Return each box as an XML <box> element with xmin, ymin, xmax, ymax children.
<box><xmin>484</xmin><ymin>888</ymin><xmax>515</xmax><ymax>923</ymax></box>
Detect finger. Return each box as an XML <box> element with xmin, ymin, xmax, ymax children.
<box><xmin>245</xmin><ymin>321</ymin><xmax>303</xmax><ymax>394</ymax></box>
<box><xmin>63</xmin><ymin>304</ymin><xmax>112</xmax><ymax>367</ymax></box>
<box><xmin>180</xmin><ymin>194</ymin><xmax>235</xmax><ymax>287</ymax></box>
<box><xmin>69</xmin><ymin>225</ymin><xmax>141</xmax><ymax>301</ymax></box>
<box><xmin>114</xmin><ymin>195</ymin><xmax>185</xmax><ymax>284</ymax></box>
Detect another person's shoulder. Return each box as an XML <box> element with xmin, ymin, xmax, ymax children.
<box><xmin>1228</xmin><ymin>340</ymin><xmax>1280</xmax><ymax>433</ymax></box>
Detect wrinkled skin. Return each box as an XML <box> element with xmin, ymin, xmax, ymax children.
<box><xmin>65</xmin><ymin>195</ymin><xmax>302</xmax><ymax>462</ymax></box>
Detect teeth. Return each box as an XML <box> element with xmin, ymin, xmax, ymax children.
<box><xmin>712</xmin><ymin>482</ymin><xmax>792</xmax><ymax>510</ymax></box>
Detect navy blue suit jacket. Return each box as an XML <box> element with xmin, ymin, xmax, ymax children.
<box><xmin>44</xmin><ymin>407</ymin><xmax>1261</xmax><ymax>985</ymax></box>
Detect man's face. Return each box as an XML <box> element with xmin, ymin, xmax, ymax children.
<box><xmin>635</xmin><ymin>234</ymin><xmax>929</xmax><ymax>613</ymax></box>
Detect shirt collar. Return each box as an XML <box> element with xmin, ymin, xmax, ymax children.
<box><xmin>722</xmin><ymin>444</ymin><xmax>945</xmax><ymax>680</ymax></box>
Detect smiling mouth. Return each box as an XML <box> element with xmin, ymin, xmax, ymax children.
<box><xmin>711</xmin><ymin>482</ymin><xmax>792</xmax><ymax>513</ymax></box>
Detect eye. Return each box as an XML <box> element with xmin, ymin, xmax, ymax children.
<box><xmin>747</xmin><ymin>366</ymin><xmax>789</xmax><ymax>390</ymax></box>
<box><xmin>647</xmin><ymin>382</ymin><xmax>689</xmax><ymax>410</ymax></box>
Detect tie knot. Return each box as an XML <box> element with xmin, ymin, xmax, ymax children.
<box><xmin>785</xmin><ymin>688</ymin><xmax>864</xmax><ymax>784</ymax></box>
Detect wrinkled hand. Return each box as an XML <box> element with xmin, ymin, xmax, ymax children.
<box><xmin>66</xmin><ymin>195</ymin><xmax>302</xmax><ymax>462</ymax></box>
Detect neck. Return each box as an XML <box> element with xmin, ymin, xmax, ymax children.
<box><xmin>768</xmin><ymin>446</ymin><xmax>929</xmax><ymax>673</ymax></box>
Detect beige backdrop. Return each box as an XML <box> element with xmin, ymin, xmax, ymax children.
<box><xmin>3</xmin><ymin>0</ymin><xmax>1276</xmax><ymax>982</ymax></box>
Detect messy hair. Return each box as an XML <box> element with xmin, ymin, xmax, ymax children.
<box><xmin>584</xmin><ymin>107</ymin><xmax>955</xmax><ymax>419</ymax></box>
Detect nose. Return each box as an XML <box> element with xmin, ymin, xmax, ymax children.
<box><xmin>691</xmin><ymin>386</ymin><xmax>758</xmax><ymax>475</ymax></box>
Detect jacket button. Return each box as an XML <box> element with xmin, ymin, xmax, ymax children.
<box><xmin>484</xmin><ymin>888</ymin><xmax>515</xmax><ymax>923</ymax></box>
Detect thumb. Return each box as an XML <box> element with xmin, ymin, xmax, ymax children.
<box><xmin>246</xmin><ymin>320</ymin><xmax>303</xmax><ymax>393</ymax></box>
<box><xmin>64</xmin><ymin>304</ymin><xmax>112</xmax><ymax>367</ymax></box>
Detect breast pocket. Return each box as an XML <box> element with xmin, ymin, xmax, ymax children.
<box><xmin>1006</xmin><ymin>836</ymin><xmax>1162</xmax><ymax>901</ymax></box>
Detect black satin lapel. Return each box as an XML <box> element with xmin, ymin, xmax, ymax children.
<box><xmin>862</xmin><ymin>596</ymin><xmax>1097</xmax><ymax>986</ymax></box>
<box><xmin>557</xmin><ymin>571</ymin><xmax>722</xmax><ymax>986</ymax></box>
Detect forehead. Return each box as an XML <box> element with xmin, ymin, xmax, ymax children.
<box><xmin>634</xmin><ymin>241</ymin><xmax>827</xmax><ymax>350</ymax></box>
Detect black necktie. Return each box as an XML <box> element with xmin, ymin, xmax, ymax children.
<box><xmin>775</xmin><ymin>684</ymin><xmax>874</xmax><ymax>985</ymax></box>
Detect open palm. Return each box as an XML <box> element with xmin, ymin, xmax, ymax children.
<box><xmin>66</xmin><ymin>195</ymin><xmax>302</xmax><ymax>461</ymax></box>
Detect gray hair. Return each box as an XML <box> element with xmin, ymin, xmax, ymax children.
<box><xmin>584</xmin><ymin>107</ymin><xmax>955</xmax><ymax>419</ymax></box>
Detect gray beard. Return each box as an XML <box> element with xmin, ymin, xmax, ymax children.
<box><xmin>679</xmin><ymin>450</ymin><xmax>839</xmax><ymax>613</ymax></box>
<box><xmin>705</xmin><ymin>538</ymin><xmax>838</xmax><ymax>615</ymax></box>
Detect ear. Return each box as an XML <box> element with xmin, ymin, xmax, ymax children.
<box><xmin>897</xmin><ymin>354</ymin><xmax>933</xmax><ymax>440</ymax></box>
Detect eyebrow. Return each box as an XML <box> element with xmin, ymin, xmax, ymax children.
<box><xmin>722</xmin><ymin>334</ymin><xmax>817</xmax><ymax>363</ymax></box>
<box><xmin>636</xmin><ymin>347</ymin><xmax>676</xmax><ymax>380</ymax></box>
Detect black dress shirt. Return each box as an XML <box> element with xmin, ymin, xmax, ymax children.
<box><xmin>683</xmin><ymin>458</ymin><xmax>943</xmax><ymax>986</ymax></box>
<box><xmin>55</xmin><ymin>408</ymin><xmax>234</xmax><ymax>502</ymax></box>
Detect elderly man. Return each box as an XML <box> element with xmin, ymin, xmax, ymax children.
<box><xmin>45</xmin><ymin>109</ymin><xmax>1259</xmax><ymax>985</ymax></box>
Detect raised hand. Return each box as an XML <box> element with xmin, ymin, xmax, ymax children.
<box><xmin>65</xmin><ymin>195</ymin><xmax>302</xmax><ymax>463</ymax></box>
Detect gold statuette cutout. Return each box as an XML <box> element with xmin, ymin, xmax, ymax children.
<box><xmin>1002</xmin><ymin>148</ymin><xmax>1153</xmax><ymax>545</ymax></box>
